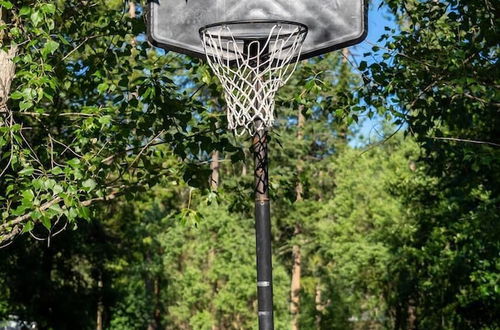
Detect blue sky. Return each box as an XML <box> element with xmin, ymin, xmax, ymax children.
<box><xmin>144</xmin><ymin>1</ymin><xmax>398</xmax><ymax>146</ymax></box>
<box><xmin>348</xmin><ymin>0</ymin><xmax>397</xmax><ymax>147</ymax></box>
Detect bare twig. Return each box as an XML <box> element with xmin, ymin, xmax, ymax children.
<box><xmin>101</xmin><ymin>135</ymin><xmax>167</xmax><ymax>165</ymax></box>
<box><xmin>430</xmin><ymin>137</ymin><xmax>500</xmax><ymax>148</ymax></box>
<box><xmin>190</xmin><ymin>84</ymin><xmax>206</xmax><ymax>99</ymax></box>
<box><xmin>359</xmin><ymin>122</ymin><xmax>405</xmax><ymax>156</ymax></box>
<box><xmin>29</xmin><ymin>231</ymin><xmax>47</xmax><ymax>241</ymax></box>
<box><xmin>51</xmin><ymin>218</ymin><xmax>68</xmax><ymax>237</ymax></box>
<box><xmin>61</xmin><ymin>35</ymin><xmax>102</xmax><ymax>61</ymax></box>
<box><xmin>50</xmin><ymin>135</ymin><xmax>83</xmax><ymax>158</ymax></box>
<box><xmin>128</xmin><ymin>130</ymin><xmax>165</xmax><ymax>170</ymax></box>
<box><xmin>12</xmin><ymin>111</ymin><xmax>97</xmax><ymax>118</ymax></box>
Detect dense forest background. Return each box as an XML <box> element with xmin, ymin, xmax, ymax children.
<box><xmin>0</xmin><ymin>0</ymin><xmax>498</xmax><ymax>329</ymax></box>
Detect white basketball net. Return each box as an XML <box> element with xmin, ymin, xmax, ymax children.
<box><xmin>201</xmin><ymin>23</ymin><xmax>307</xmax><ymax>135</ymax></box>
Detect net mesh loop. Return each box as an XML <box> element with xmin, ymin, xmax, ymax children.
<box><xmin>200</xmin><ymin>21</ymin><xmax>307</xmax><ymax>135</ymax></box>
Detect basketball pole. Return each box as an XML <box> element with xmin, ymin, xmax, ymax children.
<box><xmin>253</xmin><ymin>125</ymin><xmax>274</xmax><ymax>330</ymax></box>
<box><xmin>248</xmin><ymin>37</ymin><xmax>275</xmax><ymax>329</ymax></box>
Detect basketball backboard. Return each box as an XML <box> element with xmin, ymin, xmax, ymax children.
<box><xmin>147</xmin><ymin>0</ymin><xmax>368</xmax><ymax>61</ymax></box>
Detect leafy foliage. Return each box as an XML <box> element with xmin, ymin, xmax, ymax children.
<box><xmin>0</xmin><ymin>0</ymin><xmax>234</xmax><ymax>244</ymax></box>
<box><xmin>0</xmin><ymin>0</ymin><xmax>498</xmax><ymax>329</ymax></box>
<box><xmin>357</xmin><ymin>1</ymin><xmax>499</xmax><ymax>328</ymax></box>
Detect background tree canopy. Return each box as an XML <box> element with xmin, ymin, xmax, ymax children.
<box><xmin>0</xmin><ymin>0</ymin><xmax>498</xmax><ymax>329</ymax></box>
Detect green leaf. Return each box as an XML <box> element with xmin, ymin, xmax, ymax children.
<box><xmin>77</xmin><ymin>206</ymin><xmax>91</xmax><ymax>219</ymax></box>
<box><xmin>0</xmin><ymin>1</ymin><xmax>13</xmax><ymax>10</ymax></box>
<box><xmin>42</xmin><ymin>40</ymin><xmax>60</xmax><ymax>58</ymax></box>
<box><xmin>40</xmin><ymin>3</ymin><xmax>56</xmax><ymax>14</ymax></box>
<box><xmin>50</xmin><ymin>167</ymin><xmax>64</xmax><ymax>175</ymax></box>
<box><xmin>97</xmin><ymin>83</ymin><xmax>109</xmax><ymax>94</ymax></box>
<box><xmin>19</xmin><ymin>167</ymin><xmax>35</xmax><ymax>176</ymax></box>
<box><xmin>44</xmin><ymin>179</ymin><xmax>56</xmax><ymax>190</ymax></box>
<box><xmin>30</xmin><ymin>10</ymin><xmax>43</xmax><ymax>27</ymax></box>
<box><xmin>98</xmin><ymin>115</ymin><xmax>112</xmax><ymax>125</ymax></box>
<box><xmin>67</xmin><ymin>158</ymin><xmax>81</xmax><ymax>168</ymax></box>
<box><xmin>359</xmin><ymin>61</ymin><xmax>367</xmax><ymax>71</ymax></box>
<box><xmin>49</xmin><ymin>203</ymin><xmax>63</xmax><ymax>214</ymax></box>
<box><xmin>9</xmin><ymin>91</ymin><xmax>23</xmax><ymax>100</ymax></box>
<box><xmin>22</xmin><ymin>189</ymin><xmax>34</xmax><ymax>205</ymax></box>
<box><xmin>52</xmin><ymin>184</ymin><xmax>64</xmax><ymax>194</ymax></box>
<box><xmin>22</xmin><ymin>221</ymin><xmax>34</xmax><ymax>233</ymax></box>
<box><xmin>31</xmin><ymin>210</ymin><xmax>42</xmax><ymax>220</ymax></box>
<box><xmin>68</xmin><ymin>207</ymin><xmax>78</xmax><ymax>220</ymax></box>
<box><xmin>82</xmin><ymin>179</ymin><xmax>97</xmax><ymax>192</ymax></box>
<box><xmin>5</xmin><ymin>185</ymin><xmax>14</xmax><ymax>195</ymax></box>
<box><xmin>41</xmin><ymin>216</ymin><xmax>51</xmax><ymax>230</ymax></box>
<box><xmin>19</xmin><ymin>6</ymin><xmax>30</xmax><ymax>16</ymax></box>
<box><xmin>19</xmin><ymin>101</ymin><xmax>34</xmax><ymax>110</ymax></box>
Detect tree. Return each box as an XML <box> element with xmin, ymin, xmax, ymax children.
<box><xmin>360</xmin><ymin>0</ymin><xmax>499</xmax><ymax>328</ymax></box>
<box><xmin>0</xmin><ymin>0</ymin><xmax>233</xmax><ymax>245</ymax></box>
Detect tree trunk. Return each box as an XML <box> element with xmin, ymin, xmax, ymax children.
<box><xmin>96</xmin><ymin>274</ymin><xmax>104</xmax><ymax>330</ymax></box>
<box><xmin>145</xmin><ymin>252</ymin><xmax>160</xmax><ymax>330</ymax></box>
<box><xmin>290</xmin><ymin>228</ymin><xmax>302</xmax><ymax>330</ymax></box>
<box><xmin>314</xmin><ymin>285</ymin><xmax>324</xmax><ymax>329</ymax></box>
<box><xmin>291</xmin><ymin>106</ymin><xmax>305</xmax><ymax>330</ymax></box>
<box><xmin>0</xmin><ymin>47</ymin><xmax>16</xmax><ymax>107</ymax></box>
<box><xmin>209</xmin><ymin>152</ymin><xmax>220</xmax><ymax>329</ymax></box>
<box><xmin>129</xmin><ymin>2</ymin><xmax>137</xmax><ymax>46</ymax></box>
<box><xmin>0</xmin><ymin>8</ymin><xmax>17</xmax><ymax>112</ymax></box>
<box><xmin>407</xmin><ymin>299</ymin><xmax>417</xmax><ymax>330</ymax></box>
<box><xmin>153</xmin><ymin>278</ymin><xmax>161</xmax><ymax>329</ymax></box>
<box><xmin>242</xmin><ymin>153</ymin><xmax>248</xmax><ymax>177</ymax></box>
<box><xmin>210</xmin><ymin>150</ymin><xmax>220</xmax><ymax>191</ymax></box>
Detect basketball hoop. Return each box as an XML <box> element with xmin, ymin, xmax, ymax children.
<box><xmin>149</xmin><ymin>3</ymin><xmax>367</xmax><ymax>328</ymax></box>
<box><xmin>200</xmin><ymin>20</ymin><xmax>308</xmax><ymax>329</ymax></box>
<box><xmin>200</xmin><ymin>20</ymin><xmax>308</xmax><ymax>135</ymax></box>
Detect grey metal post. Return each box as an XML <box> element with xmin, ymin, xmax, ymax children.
<box><xmin>253</xmin><ymin>126</ymin><xmax>274</xmax><ymax>330</ymax></box>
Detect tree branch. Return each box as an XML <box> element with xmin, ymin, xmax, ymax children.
<box><xmin>0</xmin><ymin>189</ymin><xmax>125</xmax><ymax>246</ymax></box>
<box><xmin>430</xmin><ymin>137</ymin><xmax>500</xmax><ymax>148</ymax></box>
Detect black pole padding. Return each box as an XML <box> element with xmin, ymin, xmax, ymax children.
<box><xmin>253</xmin><ymin>128</ymin><xmax>274</xmax><ymax>330</ymax></box>
<box><xmin>255</xmin><ymin>199</ymin><xmax>273</xmax><ymax>329</ymax></box>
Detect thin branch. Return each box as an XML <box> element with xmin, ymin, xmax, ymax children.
<box><xmin>430</xmin><ymin>137</ymin><xmax>500</xmax><ymax>148</ymax></box>
<box><xmin>12</xmin><ymin>111</ymin><xmax>97</xmax><ymax>118</ymax></box>
<box><xmin>360</xmin><ymin>121</ymin><xmax>405</xmax><ymax>156</ymax></box>
<box><xmin>121</xmin><ymin>130</ymin><xmax>165</xmax><ymax>179</ymax></box>
<box><xmin>364</xmin><ymin>40</ymin><xmax>435</xmax><ymax>70</ymax></box>
<box><xmin>0</xmin><ymin>239</ymin><xmax>14</xmax><ymax>249</ymax></box>
<box><xmin>49</xmin><ymin>133</ymin><xmax>55</xmax><ymax>169</ymax></box>
<box><xmin>0</xmin><ymin>189</ymin><xmax>124</xmax><ymax>246</ymax></box>
<box><xmin>18</xmin><ymin>124</ymin><xmax>46</xmax><ymax>172</ymax></box>
<box><xmin>61</xmin><ymin>35</ymin><xmax>102</xmax><ymax>61</ymax></box>
<box><xmin>189</xmin><ymin>84</ymin><xmax>206</xmax><ymax>99</ymax></box>
<box><xmin>51</xmin><ymin>218</ymin><xmax>68</xmax><ymax>237</ymax></box>
<box><xmin>50</xmin><ymin>135</ymin><xmax>83</xmax><ymax>159</ymax></box>
<box><xmin>0</xmin><ymin>225</ymin><xmax>21</xmax><ymax>247</ymax></box>
<box><xmin>101</xmin><ymin>136</ymin><xmax>167</xmax><ymax>164</ymax></box>
<box><xmin>29</xmin><ymin>231</ymin><xmax>47</xmax><ymax>241</ymax></box>
<box><xmin>58</xmin><ymin>112</ymin><xmax>97</xmax><ymax>117</ymax></box>
<box><xmin>0</xmin><ymin>197</ymin><xmax>63</xmax><ymax>231</ymax></box>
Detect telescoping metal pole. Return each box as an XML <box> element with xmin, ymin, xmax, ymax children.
<box><xmin>247</xmin><ymin>38</ymin><xmax>274</xmax><ymax>330</ymax></box>
<box><xmin>253</xmin><ymin>126</ymin><xmax>274</xmax><ymax>330</ymax></box>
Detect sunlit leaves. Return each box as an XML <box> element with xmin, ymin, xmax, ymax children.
<box><xmin>41</xmin><ymin>40</ymin><xmax>59</xmax><ymax>58</ymax></box>
<box><xmin>0</xmin><ymin>0</ymin><xmax>12</xmax><ymax>9</ymax></box>
<box><xmin>0</xmin><ymin>0</ymin><xmax>239</xmax><ymax>244</ymax></box>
